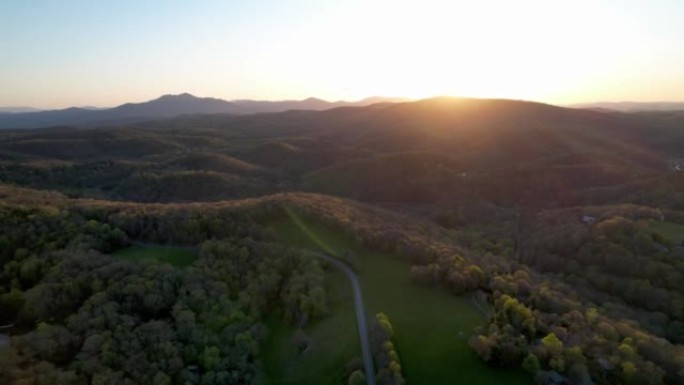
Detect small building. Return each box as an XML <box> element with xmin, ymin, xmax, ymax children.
<box><xmin>582</xmin><ymin>215</ymin><xmax>596</xmax><ymax>224</ymax></box>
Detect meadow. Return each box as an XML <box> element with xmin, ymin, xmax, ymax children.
<box><xmin>649</xmin><ymin>220</ymin><xmax>684</xmax><ymax>244</ymax></box>
<box><xmin>264</xmin><ymin>213</ymin><xmax>530</xmax><ymax>384</ymax></box>
<box><xmin>261</xmin><ymin>268</ymin><xmax>358</xmax><ymax>385</ymax></box>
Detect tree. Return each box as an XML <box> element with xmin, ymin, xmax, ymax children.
<box><xmin>153</xmin><ymin>371</ymin><xmax>171</xmax><ymax>385</ymax></box>
<box><xmin>202</xmin><ymin>346</ymin><xmax>221</xmax><ymax>371</ymax></box>
<box><xmin>469</xmin><ymin>335</ymin><xmax>495</xmax><ymax>362</ymax></box>
<box><xmin>348</xmin><ymin>369</ymin><xmax>366</xmax><ymax>385</ymax></box>
<box><xmin>568</xmin><ymin>363</ymin><xmax>592</xmax><ymax>385</ymax></box>
<box><xmin>541</xmin><ymin>333</ymin><xmax>563</xmax><ymax>357</ymax></box>
<box><xmin>376</xmin><ymin>313</ymin><xmax>394</xmax><ymax>339</ymax></box>
<box><xmin>0</xmin><ymin>288</ymin><xmax>24</xmax><ymax>322</ymax></box>
<box><xmin>522</xmin><ymin>353</ymin><xmax>541</xmax><ymax>373</ymax></box>
<box><xmin>621</xmin><ymin>361</ymin><xmax>636</xmax><ymax>383</ymax></box>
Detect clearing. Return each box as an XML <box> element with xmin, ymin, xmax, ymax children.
<box><xmin>262</xmin><ymin>267</ymin><xmax>358</xmax><ymax>385</ymax></box>
<box><xmin>263</xmin><ymin>211</ymin><xmax>530</xmax><ymax>385</ymax></box>
<box><xmin>648</xmin><ymin>220</ymin><xmax>684</xmax><ymax>244</ymax></box>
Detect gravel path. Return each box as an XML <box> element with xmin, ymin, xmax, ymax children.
<box><xmin>314</xmin><ymin>253</ymin><xmax>376</xmax><ymax>385</ymax></box>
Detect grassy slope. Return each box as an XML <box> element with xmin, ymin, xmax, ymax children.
<box><xmin>113</xmin><ymin>244</ymin><xmax>197</xmax><ymax>267</ymax></box>
<box><xmin>649</xmin><ymin>220</ymin><xmax>684</xmax><ymax>244</ymax></box>
<box><xmin>266</xmin><ymin>215</ymin><xmax>530</xmax><ymax>385</ymax></box>
<box><xmin>262</xmin><ymin>268</ymin><xmax>358</xmax><ymax>385</ymax></box>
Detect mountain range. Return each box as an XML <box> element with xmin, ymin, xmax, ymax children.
<box><xmin>2</xmin><ymin>94</ymin><xmax>683</xmax><ymax>385</ymax></box>
<box><xmin>570</xmin><ymin>101</ymin><xmax>684</xmax><ymax>112</ymax></box>
<box><xmin>0</xmin><ymin>93</ymin><xmax>407</xmax><ymax>129</ymax></box>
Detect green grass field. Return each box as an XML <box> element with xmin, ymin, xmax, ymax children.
<box><xmin>264</xmin><ymin>212</ymin><xmax>531</xmax><ymax>385</ymax></box>
<box><xmin>648</xmin><ymin>220</ymin><xmax>684</xmax><ymax>244</ymax></box>
<box><xmin>113</xmin><ymin>244</ymin><xmax>198</xmax><ymax>267</ymax></box>
<box><xmin>262</xmin><ymin>268</ymin><xmax>359</xmax><ymax>385</ymax></box>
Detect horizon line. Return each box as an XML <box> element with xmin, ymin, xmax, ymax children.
<box><xmin>3</xmin><ymin>93</ymin><xmax>684</xmax><ymax>111</ymax></box>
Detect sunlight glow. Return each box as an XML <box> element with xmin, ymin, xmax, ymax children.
<box><xmin>275</xmin><ymin>0</ymin><xmax>649</xmax><ymax>103</ymax></box>
<box><xmin>1</xmin><ymin>0</ymin><xmax>682</xmax><ymax>107</ymax></box>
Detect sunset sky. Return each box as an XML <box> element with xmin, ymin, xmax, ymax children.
<box><xmin>1</xmin><ymin>0</ymin><xmax>683</xmax><ymax>109</ymax></box>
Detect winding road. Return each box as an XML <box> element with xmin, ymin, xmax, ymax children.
<box><xmin>313</xmin><ymin>253</ymin><xmax>376</xmax><ymax>385</ymax></box>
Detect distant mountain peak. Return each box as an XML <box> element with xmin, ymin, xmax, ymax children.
<box><xmin>303</xmin><ymin>97</ymin><xmax>327</xmax><ymax>103</ymax></box>
<box><xmin>157</xmin><ymin>93</ymin><xmax>199</xmax><ymax>101</ymax></box>
<box><xmin>358</xmin><ymin>96</ymin><xmax>411</xmax><ymax>104</ymax></box>
<box><xmin>0</xmin><ymin>94</ymin><xmax>406</xmax><ymax>129</ymax></box>
<box><xmin>0</xmin><ymin>107</ymin><xmax>43</xmax><ymax>113</ymax></box>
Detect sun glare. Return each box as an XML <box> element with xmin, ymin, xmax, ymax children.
<box><xmin>267</xmin><ymin>0</ymin><xmax>644</xmax><ymax>103</ymax></box>
<box><xmin>2</xmin><ymin>0</ymin><xmax>681</xmax><ymax>108</ymax></box>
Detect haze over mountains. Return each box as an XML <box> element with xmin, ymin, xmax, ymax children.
<box><xmin>4</xmin><ymin>94</ymin><xmax>684</xmax><ymax>130</ymax></box>
<box><xmin>570</xmin><ymin>101</ymin><xmax>684</xmax><ymax>112</ymax></box>
<box><xmin>1</xmin><ymin>96</ymin><xmax>679</xmax><ymax>204</ymax></box>
<box><xmin>0</xmin><ymin>93</ymin><xmax>407</xmax><ymax>129</ymax></box>
<box><xmin>0</xmin><ymin>107</ymin><xmax>44</xmax><ymax>114</ymax></box>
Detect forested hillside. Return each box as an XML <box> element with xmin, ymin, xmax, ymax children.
<box><xmin>1</xmin><ymin>98</ymin><xmax>683</xmax><ymax>384</ymax></box>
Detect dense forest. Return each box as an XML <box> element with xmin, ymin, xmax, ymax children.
<box><xmin>1</xmin><ymin>98</ymin><xmax>683</xmax><ymax>384</ymax></box>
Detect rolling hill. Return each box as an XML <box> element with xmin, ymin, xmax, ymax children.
<box><xmin>2</xmin><ymin>96</ymin><xmax>684</xmax><ymax>385</ymax></box>
<box><xmin>1</xmin><ymin>97</ymin><xmax>679</xmax><ymax>207</ymax></box>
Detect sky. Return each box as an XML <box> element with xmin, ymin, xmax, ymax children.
<box><xmin>1</xmin><ymin>0</ymin><xmax>683</xmax><ymax>109</ymax></box>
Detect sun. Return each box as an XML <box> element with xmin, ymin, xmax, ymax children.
<box><xmin>272</xmin><ymin>0</ymin><xmax>639</xmax><ymax>104</ymax></box>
